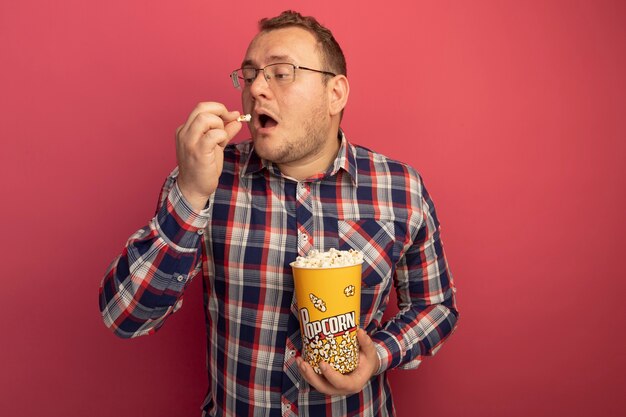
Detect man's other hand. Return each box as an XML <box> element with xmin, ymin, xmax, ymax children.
<box><xmin>297</xmin><ymin>328</ymin><xmax>381</xmax><ymax>396</ymax></box>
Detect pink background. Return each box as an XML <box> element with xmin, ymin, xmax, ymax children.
<box><xmin>1</xmin><ymin>1</ymin><xmax>625</xmax><ymax>416</ymax></box>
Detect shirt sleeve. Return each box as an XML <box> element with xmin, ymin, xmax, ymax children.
<box><xmin>99</xmin><ymin>170</ymin><xmax>210</xmax><ymax>338</ymax></box>
<box><xmin>370</xmin><ymin>172</ymin><xmax>459</xmax><ymax>373</ymax></box>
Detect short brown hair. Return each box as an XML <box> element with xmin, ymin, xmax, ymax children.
<box><xmin>259</xmin><ymin>10</ymin><xmax>347</xmax><ymax>77</ymax></box>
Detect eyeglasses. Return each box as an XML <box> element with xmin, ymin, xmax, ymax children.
<box><xmin>230</xmin><ymin>63</ymin><xmax>336</xmax><ymax>89</ymax></box>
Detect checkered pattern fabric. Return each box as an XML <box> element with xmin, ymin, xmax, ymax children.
<box><xmin>100</xmin><ymin>132</ymin><xmax>458</xmax><ymax>417</ymax></box>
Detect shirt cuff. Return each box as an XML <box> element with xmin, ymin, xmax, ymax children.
<box><xmin>371</xmin><ymin>331</ymin><xmax>400</xmax><ymax>375</ymax></box>
<box><xmin>154</xmin><ymin>181</ymin><xmax>211</xmax><ymax>252</ymax></box>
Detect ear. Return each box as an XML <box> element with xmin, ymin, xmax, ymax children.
<box><xmin>328</xmin><ymin>75</ymin><xmax>349</xmax><ymax>117</ymax></box>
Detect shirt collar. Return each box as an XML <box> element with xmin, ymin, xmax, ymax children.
<box><xmin>241</xmin><ymin>129</ymin><xmax>358</xmax><ymax>186</ymax></box>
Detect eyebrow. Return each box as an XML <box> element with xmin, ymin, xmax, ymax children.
<box><xmin>241</xmin><ymin>55</ymin><xmax>294</xmax><ymax>68</ymax></box>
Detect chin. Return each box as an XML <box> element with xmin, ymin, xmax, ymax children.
<box><xmin>252</xmin><ymin>140</ymin><xmax>290</xmax><ymax>164</ymax></box>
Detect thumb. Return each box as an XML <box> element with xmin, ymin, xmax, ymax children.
<box><xmin>357</xmin><ymin>328</ymin><xmax>380</xmax><ymax>374</ymax></box>
<box><xmin>357</xmin><ymin>328</ymin><xmax>375</xmax><ymax>353</ymax></box>
<box><xmin>224</xmin><ymin>111</ymin><xmax>244</xmax><ymax>140</ymax></box>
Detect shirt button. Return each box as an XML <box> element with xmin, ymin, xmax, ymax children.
<box><xmin>289</xmin><ymin>350</ymin><xmax>296</xmax><ymax>357</ymax></box>
<box><xmin>196</xmin><ymin>228</ymin><xmax>204</xmax><ymax>235</ymax></box>
<box><xmin>282</xmin><ymin>403</ymin><xmax>291</xmax><ymax>412</ymax></box>
<box><xmin>176</xmin><ymin>275</ymin><xmax>185</xmax><ymax>282</ymax></box>
<box><xmin>300</xmin><ymin>233</ymin><xmax>308</xmax><ymax>242</ymax></box>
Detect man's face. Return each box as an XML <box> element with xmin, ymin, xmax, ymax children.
<box><xmin>241</xmin><ymin>27</ymin><xmax>334</xmax><ymax>167</ymax></box>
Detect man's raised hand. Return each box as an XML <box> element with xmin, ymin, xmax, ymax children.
<box><xmin>175</xmin><ymin>102</ymin><xmax>243</xmax><ymax>211</ymax></box>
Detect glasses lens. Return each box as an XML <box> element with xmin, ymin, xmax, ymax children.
<box><xmin>240</xmin><ymin>68</ymin><xmax>258</xmax><ymax>86</ymax></box>
<box><xmin>266</xmin><ymin>64</ymin><xmax>295</xmax><ymax>84</ymax></box>
<box><xmin>231</xmin><ymin>71</ymin><xmax>241</xmax><ymax>89</ymax></box>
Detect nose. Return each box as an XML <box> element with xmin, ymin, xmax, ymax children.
<box><xmin>248</xmin><ymin>69</ymin><xmax>272</xmax><ymax>99</ymax></box>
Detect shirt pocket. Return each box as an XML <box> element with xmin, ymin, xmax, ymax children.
<box><xmin>338</xmin><ymin>219</ymin><xmax>396</xmax><ymax>291</ymax></box>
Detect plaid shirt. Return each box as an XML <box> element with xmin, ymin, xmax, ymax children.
<box><xmin>100</xmin><ymin>132</ymin><xmax>458</xmax><ymax>417</ymax></box>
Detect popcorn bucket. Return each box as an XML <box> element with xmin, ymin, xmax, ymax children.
<box><xmin>291</xmin><ymin>259</ymin><xmax>363</xmax><ymax>374</ymax></box>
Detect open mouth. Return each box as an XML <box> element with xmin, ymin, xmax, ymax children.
<box><xmin>258</xmin><ymin>113</ymin><xmax>278</xmax><ymax>129</ymax></box>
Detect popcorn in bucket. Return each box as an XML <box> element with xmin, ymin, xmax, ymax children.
<box><xmin>291</xmin><ymin>249</ymin><xmax>364</xmax><ymax>374</ymax></box>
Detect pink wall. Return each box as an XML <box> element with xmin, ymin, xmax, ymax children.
<box><xmin>1</xmin><ymin>1</ymin><xmax>624</xmax><ymax>416</ymax></box>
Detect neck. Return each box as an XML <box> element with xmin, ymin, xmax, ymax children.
<box><xmin>279</xmin><ymin>130</ymin><xmax>341</xmax><ymax>181</ymax></box>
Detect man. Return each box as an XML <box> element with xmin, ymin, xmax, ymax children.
<box><xmin>100</xmin><ymin>10</ymin><xmax>458</xmax><ymax>417</ymax></box>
